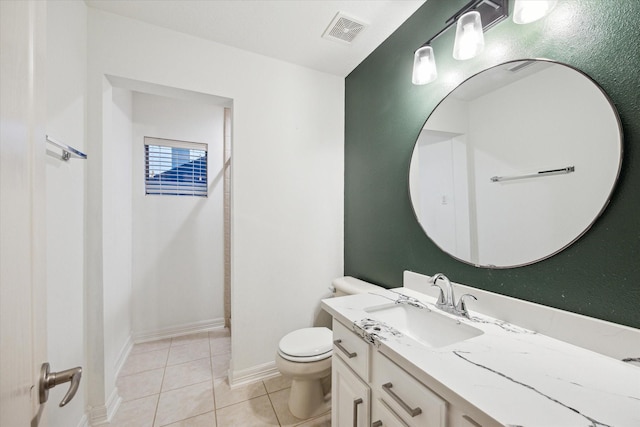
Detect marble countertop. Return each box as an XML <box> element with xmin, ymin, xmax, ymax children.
<box><xmin>321</xmin><ymin>288</ymin><xmax>640</xmax><ymax>427</ymax></box>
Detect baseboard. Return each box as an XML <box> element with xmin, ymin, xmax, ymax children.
<box><xmin>132</xmin><ymin>318</ymin><xmax>226</xmax><ymax>343</ymax></box>
<box><xmin>89</xmin><ymin>387</ymin><xmax>121</xmax><ymax>426</ymax></box>
<box><xmin>76</xmin><ymin>414</ymin><xmax>89</xmax><ymax>427</ymax></box>
<box><xmin>228</xmin><ymin>360</ymin><xmax>281</xmax><ymax>389</ymax></box>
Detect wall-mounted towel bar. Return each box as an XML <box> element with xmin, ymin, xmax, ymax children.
<box><xmin>490</xmin><ymin>166</ymin><xmax>575</xmax><ymax>183</ymax></box>
<box><xmin>46</xmin><ymin>135</ymin><xmax>87</xmax><ymax>161</ymax></box>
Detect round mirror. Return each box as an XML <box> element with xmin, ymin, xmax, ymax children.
<box><xmin>409</xmin><ymin>59</ymin><xmax>622</xmax><ymax>268</ymax></box>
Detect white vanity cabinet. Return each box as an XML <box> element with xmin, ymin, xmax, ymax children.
<box><xmin>332</xmin><ymin>319</ymin><xmax>372</xmax><ymax>426</ymax></box>
<box><xmin>332</xmin><ymin>318</ymin><xmax>497</xmax><ymax>427</ymax></box>
<box><xmin>371</xmin><ymin>399</ymin><xmax>408</xmax><ymax>427</ymax></box>
<box><xmin>371</xmin><ymin>350</ymin><xmax>446</xmax><ymax>427</ymax></box>
<box><xmin>333</xmin><ymin>355</ymin><xmax>370</xmax><ymax>427</ymax></box>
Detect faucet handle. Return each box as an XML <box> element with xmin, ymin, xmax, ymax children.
<box><xmin>431</xmin><ymin>284</ymin><xmax>446</xmax><ymax>306</ymax></box>
<box><xmin>455</xmin><ymin>294</ymin><xmax>477</xmax><ymax>318</ymax></box>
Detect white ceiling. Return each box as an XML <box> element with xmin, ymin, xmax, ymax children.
<box><xmin>85</xmin><ymin>0</ymin><xmax>426</xmax><ymax>77</ymax></box>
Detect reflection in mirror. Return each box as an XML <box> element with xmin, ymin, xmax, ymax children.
<box><xmin>409</xmin><ymin>60</ymin><xmax>622</xmax><ymax>268</ymax></box>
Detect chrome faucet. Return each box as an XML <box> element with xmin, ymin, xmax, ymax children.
<box><xmin>429</xmin><ymin>273</ymin><xmax>477</xmax><ymax>318</ymax></box>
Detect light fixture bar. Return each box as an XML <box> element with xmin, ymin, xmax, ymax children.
<box><xmin>421</xmin><ymin>0</ymin><xmax>509</xmax><ymax>46</ymax></box>
<box><xmin>412</xmin><ymin>0</ymin><xmax>508</xmax><ymax>85</ymax></box>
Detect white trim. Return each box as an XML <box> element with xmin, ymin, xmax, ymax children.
<box><xmin>228</xmin><ymin>360</ymin><xmax>281</xmax><ymax>389</ymax></box>
<box><xmin>132</xmin><ymin>318</ymin><xmax>225</xmax><ymax>344</ymax></box>
<box><xmin>114</xmin><ymin>334</ymin><xmax>133</xmax><ymax>379</ymax></box>
<box><xmin>144</xmin><ymin>136</ymin><xmax>207</xmax><ymax>151</ymax></box>
<box><xmin>76</xmin><ymin>414</ymin><xmax>89</xmax><ymax>427</ymax></box>
<box><xmin>89</xmin><ymin>387</ymin><xmax>121</xmax><ymax>426</ymax></box>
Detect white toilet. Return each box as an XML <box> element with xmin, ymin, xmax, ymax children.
<box><xmin>275</xmin><ymin>276</ymin><xmax>384</xmax><ymax>419</ymax></box>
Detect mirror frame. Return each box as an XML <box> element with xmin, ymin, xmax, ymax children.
<box><xmin>408</xmin><ymin>58</ymin><xmax>624</xmax><ymax>269</ymax></box>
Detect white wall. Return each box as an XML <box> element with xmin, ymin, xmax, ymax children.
<box><xmin>103</xmin><ymin>86</ymin><xmax>134</xmax><ymax>392</ymax></box>
<box><xmin>45</xmin><ymin>1</ymin><xmax>87</xmax><ymax>426</ymax></box>
<box><xmin>87</xmin><ymin>9</ymin><xmax>344</xmax><ymax>386</ymax></box>
<box><xmin>131</xmin><ymin>92</ymin><xmax>225</xmax><ymax>337</ymax></box>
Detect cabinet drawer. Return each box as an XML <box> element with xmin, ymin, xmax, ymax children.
<box><xmin>372</xmin><ymin>398</ymin><xmax>409</xmax><ymax>427</ymax></box>
<box><xmin>372</xmin><ymin>351</ymin><xmax>447</xmax><ymax>427</ymax></box>
<box><xmin>333</xmin><ymin>318</ymin><xmax>371</xmax><ymax>381</ymax></box>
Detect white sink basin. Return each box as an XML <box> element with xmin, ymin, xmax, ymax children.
<box><xmin>364</xmin><ymin>303</ymin><xmax>483</xmax><ymax>348</ymax></box>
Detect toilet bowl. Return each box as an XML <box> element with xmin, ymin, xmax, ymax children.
<box><xmin>276</xmin><ymin>277</ymin><xmax>385</xmax><ymax>419</ymax></box>
<box><xmin>276</xmin><ymin>327</ymin><xmax>333</xmax><ymax>419</ymax></box>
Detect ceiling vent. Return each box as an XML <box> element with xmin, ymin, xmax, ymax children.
<box><xmin>322</xmin><ymin>12</ymin><xmax>366</xmax><ymax>44</ymax></box>
<box><xmin>507</xmin><ymin>60</ymin><xmax>536</xmax><ymax>73</ymax></box>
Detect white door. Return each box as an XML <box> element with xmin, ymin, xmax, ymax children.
<box><xmin>0</xmin><ymin>1</ymin><xmax>48</xmax><ymax>425</ymax></box>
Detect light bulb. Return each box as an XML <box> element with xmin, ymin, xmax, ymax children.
<box><xmin>513</xmin><ymin>0</ymin><xmax>558</xmax><ymax>24</ymax></box>
<box><xmin>453</xmin><ymin>11</ymin><xmax>484</xmax><ymax>60</ymax></box>
<box><xmin>412</xmin><ymin>45</ymin><xmax>437</xmax><ymax>85</ymax></box>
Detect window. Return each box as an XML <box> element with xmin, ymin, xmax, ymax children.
<box><xmin>144</xmin><ymin>137</ymin><xmax>208</xmax><ymax>197</ymax></box>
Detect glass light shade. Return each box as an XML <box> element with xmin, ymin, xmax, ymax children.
<box><xmin>412</xmin><ymin>45</ymin><xmax>437</xmax><ymax>85</ymax></box>
<box><xmin>513</xmin><ymin>0</ymin><xmax>558</xmax><ymax>24</ymax></box>
<box><xmin>453</xmin><ymin>11</ymin><xmax>485</xmax><ymax>60</ymax></box>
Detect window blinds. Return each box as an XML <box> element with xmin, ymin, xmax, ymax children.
<box><xmin>144</xmin><ymin>137</ymin><xmax>208</xmax><ymax>197</ymax></box>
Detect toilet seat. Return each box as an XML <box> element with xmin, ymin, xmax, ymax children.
<box><xmin>278</xmin><ymin>327</ymin><xmax>333</xmax><ymax>362</ymax></box>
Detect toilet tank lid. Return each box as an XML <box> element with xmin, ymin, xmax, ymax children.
<box><xmin>279</xmin><ymin>327</ymin><xmax>333</xmax><ymax>357</ymax></box>
<box><xmin>332</xmin><ymin>276</ymin><xmax>384</xmax><ymax>295</ymax></box>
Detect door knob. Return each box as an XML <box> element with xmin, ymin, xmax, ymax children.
<box><xmin>39</xmin><ymin>362</ymin><xmax>82</xmax><ymax>407</ymax></box>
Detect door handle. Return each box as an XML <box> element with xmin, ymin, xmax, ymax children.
<box><xmin>39</xmin><ymin>362</ymin><xmax>82</xmax><ymax>407</ymax></box>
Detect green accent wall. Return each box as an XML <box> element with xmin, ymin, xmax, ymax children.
<box><xmin>344</xmin><ymin>0</ymin><xmax>640</xmax><ymax>328</ymax></box>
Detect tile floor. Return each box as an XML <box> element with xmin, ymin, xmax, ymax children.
<box><xmin>112</xmin><ymin>329</ymin><xmax>331</xmax><ymax>427</ymax></box>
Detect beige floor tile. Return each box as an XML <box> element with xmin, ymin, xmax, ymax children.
<box><xmin>213</xmin><ymin>377</ymin><xmax>267</xmax><ymax>409</ymax></box>
<box><xmin>211</xmin><ymin>354</ymin><xmax>230</xmax><ymax>379</ymax></box>
<box><xmin>215</xmin><ymin>395</ymin><xmax>279</xmax><ymax>426</ymax></box>
<box><xmin>120</xmin><ymin>348</ymin><xmax>169</xmax><ymax>377</ymax></box>
<box><xmin>167</xmin><ymin>340</ymin><xmax>211</xmax><ymax>366</ymax></box>
<box><xmin>117</xmin><ymin>368</ymin><xmax>164</xmax><ymax>401</ymax></box>
<box><xmin>171</xmin><ymin>332</ymin><xmax>210</xmax><ymax>348</ymax></box>
<box><xmin>210</xmin><ymin>335</ymin><xmax>230</xmax><ymax>356</ymax></box>
<box><xmin>163</xmin><ymin>410</ymin><xmax>216</xmax><ymax>427</ymax></box>
<box><xmin>130</xmin><ymin>339</ymin><xmax>172</xmax><ymax>355</ymax></box>
<box><xmin>263</xmin><ymin>374</ymin><xmax>292</xmax><ymax>393</ymax></box>
<box><xmin>154</xmin><ymin>381</ymin><xmax>214</xmax><ymax>427</ymax></box>
<box><xmin>162</xmin><ymin>358</ymin><xmax>212</xmax><ymax>392</ymax></box>
<box><xmin>110</xmin><ymin>394</ymin><xmax>158</xmax><ymax>427</ymax></box>
<box><xmin>268</xmin><ymin>388</ymin><xmax>302</xmax><ymax>426</ymax></box>
<box><xmin>295</xmin><ymin>412</ymin><xmax>331</xmax><ymax>427</ymax></box>
<box><xmin>269</xmin><ymin>388</ymin><xmax>330</xmax><ymax>426</ymax></box>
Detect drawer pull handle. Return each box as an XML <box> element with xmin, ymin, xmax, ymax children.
<box><xmin>382</xmin><ymin>382</ymin><xmax>422</xmax><ymax>417</ymax></box>
<box><xmin>353</xmin><ymin>397</ymin><xmax>363</xmax><ymax>427</ymax></box>
<box><xmin>334</xmin><ymin>339</ymin><xmax>357</xmax><ymax>358</ymax></box>
<box><xmin>372</xmin><ymin>421</ymin><xmax>383</xmax><ymax>427</ymax></box>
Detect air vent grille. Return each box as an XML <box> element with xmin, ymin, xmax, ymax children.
<box><xmin>323</xmin><ymin>12</ymin><xmax>366</xmax><ymax>44</ymax></box>
<box><xmin>507</xmin><ymin>60</ymin><xmax>536</xmax><ymax>73</ymax></box>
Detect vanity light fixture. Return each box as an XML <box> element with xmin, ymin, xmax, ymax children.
<box><xmin>412</xmin><ymin>45</ymin><xmax>438</xmax><ymax>85</ymax></box>
<box><xmin>412</xmin><ymin>0</ymin><xmax>509</xmax><ymax>85</ymax></box>
<box><xmin>453</xmin><ymin>11</ymin><xmax>485</xmax><ymax>60</ymax></box>
<box><xmin>513</xmin><ymin>0</ymin><xmax>557</xmax><ymax>24</ymax></box>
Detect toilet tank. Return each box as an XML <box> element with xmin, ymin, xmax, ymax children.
<box><xmin>332</xmin><ymin>276</ymin><xmax>385</xmax><ymax>297</ymax></box>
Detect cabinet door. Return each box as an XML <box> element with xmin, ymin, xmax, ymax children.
<box><xmin>332</xmin><ymin>355</ymin><xmax>370</xmax><ymax>427</ymax></box>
